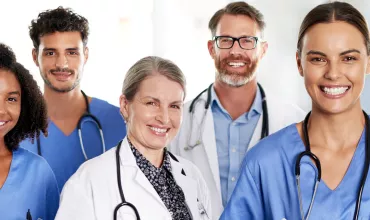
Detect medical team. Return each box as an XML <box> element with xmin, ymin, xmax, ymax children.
<box><xmin>1</xmin><ymin>1</ymin><xmax>369</xmax><ymax>220</ymax></box>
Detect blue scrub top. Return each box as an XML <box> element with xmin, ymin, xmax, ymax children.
<box><xmin>20</xmin><ymin>98</ymin><xmax>126</xmax><ymax>190</ymax></box>
<box><xmin>221</xmin><ymin>123</ymin><xmax>370</xmax><ymax>219</ymax></box>
<box><xmin>0</xmin><ymin>148</ymin><xmax>59</xmax><ymax>220</ymax></box>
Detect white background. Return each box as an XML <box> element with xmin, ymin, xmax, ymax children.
<box><xmin>1</xmin><ymin>0</ymin><xmax>370</xmax><ymax>112</ymax></box>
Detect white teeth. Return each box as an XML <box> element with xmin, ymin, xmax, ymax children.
<box><xmin>323</xmin><ymin>87</ymin><xmax>349</xmax><ymax>95</ymax></box>
<box><xmin>228</xmin><ymin>62</ymin><xmax>245</xmax><ymax>67</ymax></box>
<box><xmin>0</xmin><ymin>122</ymin><xmax>6</xmax><ymax>126</ymax></box>
<box><xmin>149</xmin><ymin>126</ymin><xmax>167</xmax><ymax>133</ymax></box>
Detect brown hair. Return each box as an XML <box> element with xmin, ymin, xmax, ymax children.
<box><xmin>208</xmin><ymin>1</ymin><xmax>265</xmax><ymax>37</ymax></box>
<box><xmin>297</xmin><ymin>1</ymin><xmax>370</xmax><ymax>56</ymax></box>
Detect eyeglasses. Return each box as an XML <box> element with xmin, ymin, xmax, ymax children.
<box><xmin>214</xmin><ymin>36</ymin><xmax>261</xmax><ymax>50</ymax></box>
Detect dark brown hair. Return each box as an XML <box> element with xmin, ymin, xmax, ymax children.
<box><xmin>297</xmin><ymin>1</ymin><xmax>370</xmax><ymax>56</ymax></box>
<box><xmin>0</xmin><ymin>43</ymin><xmax>48</xmax><ymax>151</ymax></box>
<box><xmin>208</xmin><ymin>1</ymin><xmax>265</xmax><ymax>37</ymax></box>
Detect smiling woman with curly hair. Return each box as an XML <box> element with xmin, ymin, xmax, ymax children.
<box><xmin>0</xmin><ymin>43</ymin><xmax>59</xmax><ymax>220</ymax></box>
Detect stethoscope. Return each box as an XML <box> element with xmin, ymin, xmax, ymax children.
<box><xmin>295</xmin><ymin>110</ymin><xmax>370</xmax><ymax>220</ymax></box>
<box><xmin>37</xmin><ymin>90</ymin><xmax>106</xmax><ymax>160</ymax></box>
<box><xmin>114</xmin><ymin>140</ymin><xmax>209</xmax><ymax>220</ymax></box>
<box><xmin>185</xmin><ymin>83</ymin><xmax>269</xmax><ymax>150</ymax></box>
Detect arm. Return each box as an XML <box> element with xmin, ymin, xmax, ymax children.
<box><xmin>220</xmin><ymin>162</ymin><xmax>264</xmax><ymax>220</ymax></box>
<box><xmin>44</xmin><ymin>168</ymin><xmax>60</xmax><ymax>220</ymax></box>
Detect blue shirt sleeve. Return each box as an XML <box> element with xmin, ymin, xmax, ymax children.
<box><xmin>220</xmin><ymin>159</ymin><xmax>264</xmax><ymax>219</ymax></box>
<box><xmin>43</xmin><ymin>163</ymin><xmax>60</xmax><ymax>220</ymax></box>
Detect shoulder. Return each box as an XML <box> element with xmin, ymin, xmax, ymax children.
<box><xmin>14</xmin><ymin>148</ymin><xmax>50</xmax><ymax>170</ymax></box>
<box><xmin>245</xmin><ymin>124</ymin><xmax>300</xmax><ymax>170</ymax></box>
<box><xmin>70</xmin><ymin>147</ymin><xmax>116</xmax><ymax>180</ymax></box>
<box><xmin>90</xmin><ymin>97</ymin><xmax>119</xmax><ymax>111</ymax></box>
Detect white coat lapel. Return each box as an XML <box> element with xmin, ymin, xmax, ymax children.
<box><xmin>197</xmin><ymin>92</ymin><xmax>221</xmax><ymax>194</ymax></box>
<box><xmin>249</xmin><ymin>113</ymin><xmax>263</xmax><ymax>151</ymax></box>
<box><xmin>171</xmin><ymin>159</ymin><xmax>199</xmax><ymax>219</ymax></box>
<box><xmin>119</xmin><ymin>139</ymin><xmax>167</xmax><ymax>210</ymax></box>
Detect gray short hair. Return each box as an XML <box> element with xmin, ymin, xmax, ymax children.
<box><xmin>122</xmin><ymin>56</ymin><xmax>186</xmax><ymax>101</ymax></box>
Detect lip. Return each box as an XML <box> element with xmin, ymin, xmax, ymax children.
<box><xmin>147</xmin><ymin>125</ymin><xmax>170</xmax><ymax>137</ymax></box>
<box><xmin>319</xmin><ymin>85</ymin><xmax>351</xmax><ymax>99</ymax></box>
<box><xmin>51</xmin><ymin>72</ymin><xmax>73</xmax><ymax>81</ymax></box>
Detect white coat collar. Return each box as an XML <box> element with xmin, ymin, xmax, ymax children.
<box><xmin>118</xmin><ymin>137</ymin><xmax>200</xmax><ymax>219</ymax></box>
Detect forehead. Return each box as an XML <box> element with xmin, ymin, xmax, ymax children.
<box><xmin>0</xmin><ymin>69</ymin><xmax>20</xmax><ymax>91</ymax></box>
<box><xmin>136</xmin><ymin>74</ymin><xmax>184</xmax><ymax>101</ymax></box>
<box><xmin>38</xmin><ymin>31</ymin><xmax>83</xmax><ymax>49</ymax></box>
<box><xmin>216</xmin><ymin>14</ymin><xmax>261</xmax><ymax>37</ymax></box>
<box><xmin>301</xmin><ymin>21</ymin><xmax>367</xmax><ymax>54</ymax></box>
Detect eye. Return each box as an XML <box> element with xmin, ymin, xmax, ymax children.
<box><xmin>170</xmin><ymin>104</ymin><xmax>181</xmax><ymax>109</ymax></box>
<box><xmin>68</xmin><ymin>51</ymin><xmax>79</xmax><ymax>55</ymax></box>
<box><xmin>343</xmin><ymin>56</ymin><xmax>357</xmax><ymax>62</ymax></box>
<box><xmin>146</xmin><ymin>101</ymin><xmax>157</xmax><ymax>106</ymax></box>
<box><xmin>310</xmin><ymin>57</ymin><xmax>326</xmax><ymax>63</ymax></box>
<box><xmin>8</xmin><ymin>97</ymin><xmax>17</xmax><ymax>102</ymax></box>
<box><xmin>45</xmin><ymin>51</ymin><xmax>55</xmax><ymax>56</ymax></box>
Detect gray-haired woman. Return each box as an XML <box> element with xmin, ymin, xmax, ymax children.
<box><xmin>55</xmin><ymin>56</ymin><xmax>212</xmax><ymax>220</ymax></box>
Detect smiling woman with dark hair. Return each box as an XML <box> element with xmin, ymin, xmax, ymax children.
<box><xmin>0</xmin><ymin>43</ymin><xmax>59</xmax><ymax>220</ymax></box>
<box><xmin>222</xmin><ymin>1</ymin><xmax>370</xmax><ymax>219</ymax></box>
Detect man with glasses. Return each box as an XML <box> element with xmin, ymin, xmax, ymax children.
<box><xmin>169</xmin><ymin>2</ymin><xmax>305</xmax><ymax>218</ymax></box>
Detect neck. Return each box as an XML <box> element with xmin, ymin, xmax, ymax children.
<box><xmin>128</xmin><ymin>134</ymin><xmax>164</xmax><ymax>168</ymax></box>
<box><xmin>213</xmin><ymin>78</ymin><xmax>257</xmax><ymax>120</ymax></box>
<box><xmin>44</xmin><ymin>86</ymin><xmax>86</xmax><ymax>120</ymax></box>
<box><xmin>0</xmin><ymin>138</ymin><xmax>11</xmax><ymax>157</ymax></box>
<box><xmin>307</xmin><ymin>103</ymin><xmax>365</xmax><ymax>151</ymax></box>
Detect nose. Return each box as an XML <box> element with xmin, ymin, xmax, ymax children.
<box><xmin>324</xmin><ymin>62</ymin><xmax>342</xmax><ymax>80</ymax></box>
<box><xmin>55</xmin><ymin>54</ymin><xmax>68</xmax><ymax>69</ymax></box>
<box><xmin>156</xmin><ymin>106</ymin><xmax>170</xmax><ymax>124</ymax></box>
<box><xmin>229</xmin><ymin>39</ymin><xmax>244</xmax><ymax>56</ymax></box>
<box><xmin>0</xmin><ymin>102</ymin><xmax>7</xmax><ymax>115</ymax></box>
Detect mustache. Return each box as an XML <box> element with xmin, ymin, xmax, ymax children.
<box><xmin>221</xmin><ymin>55</ymin><xmax>251</xmax><ymax>64</ymax></box>
<box><xmin>50</xmin><ymin>68</ymin><xmax>74</xmax><ymax>74</ymax></box>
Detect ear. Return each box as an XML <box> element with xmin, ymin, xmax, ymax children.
<box><xmin>32</xmin><ymin>48</ymin><xmax>39</xmax><ymax>67</ymax></box>
<box><xmin>83</xmin><ymin>47</ymin><xmax>89</xmax><ymax>64</ymax></box>
<box><xmin>259</xmin><ymin>41</ymin><xmax>268</xmax><ymax>59</ymax></box>
<box><xmin>207</xmin><ymin>40</ymin><xmax>216</xmax><ymax>59</ymax></box>
<box><xmin>366</xmin><ymin>55</ymin><xmax>370</xmax><ymax>75</ymax></box>
<box><xmin>296</xmin><ymin>51</ymin><xmax>304</xmax><ymax>77</ymax></box>
<box><xmin>119</xmin><ymin>94</ymin><xmax>130</xmax><ymax>122</ymax></box>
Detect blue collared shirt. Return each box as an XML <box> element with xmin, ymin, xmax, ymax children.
<box><xmin>211</xmin><ymin>85</ymin><xmax>262</xmax><ymax>207</ymax></box>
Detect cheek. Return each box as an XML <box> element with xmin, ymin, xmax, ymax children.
<box><xmin>170</xmin><ymin>111</ymin><xmax>183</xmax><ymax>128</ymax></box>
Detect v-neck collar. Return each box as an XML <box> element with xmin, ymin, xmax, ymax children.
<box><xmin>291</xmin><ymin>124</ymin><xmax>366</xmax><ymax>192</ymax></box>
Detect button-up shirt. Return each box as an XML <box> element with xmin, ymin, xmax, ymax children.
<box><xmin>211</xmin><ymin>85</ymin><xmax>262</xmax><ymax>207</ymax></box>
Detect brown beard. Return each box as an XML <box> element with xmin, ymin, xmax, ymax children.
<box><xmin>215</xmin><ymin>55</ymin><xmax>258</xmax><ymax>86</ymax></box>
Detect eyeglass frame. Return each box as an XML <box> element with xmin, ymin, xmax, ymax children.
<box><xmin>213</xmin><ymin>35</ymin><xmax>263</xmax><ymax>50</ymax></box>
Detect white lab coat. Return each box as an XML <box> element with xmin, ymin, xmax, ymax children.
<box><xmin>168</xmin><ymin>86</ymin><xmax>306</xmax><ymax>219</ymax></box>
<box><xmin>55</xmin><ymin>137</ymin><xmax>212</xmax><ymax>220</ymax></box>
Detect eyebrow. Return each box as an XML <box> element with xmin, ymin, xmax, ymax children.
<box><xmin>43</xmin><ymin>47</ymin><xmax>79</xmax><ymax>51</ymax></box>
<box><xmin>142</xmin><ymin>96</ymin><xmax>183</xmax><ymax>104</ymax></box>
<box><xmin>306</xmin><ymin>49</ymin><xmax>361</xmax><ymax>57</ymax></box>
<box><xmin>9</xmin><ymin>91</ymin><xmax>20</xmax><ymax>96</ymax></box>
<box><xmin>339</xmin><ymin>49</ymin><xmax>361</xmax><ymax>56</ymax></box>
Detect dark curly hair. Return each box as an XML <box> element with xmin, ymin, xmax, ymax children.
<box><xmin>0</xmin><ymin>43</ymin><xmax>48</xmax><ymax>151</ymax></box>
<box><xmin>29</xmin><ymin>6</ymin><xmax>89</xmax><ymax>49</ymax></box>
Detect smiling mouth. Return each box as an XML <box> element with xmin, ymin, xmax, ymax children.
<box><xmin>228</xmin><ymin>62</ymin><xmax>246</xmax><ymax>68</ymax></box>
<box><xmin>0</xmin><ymin>121</ymin><xmax>9</xmax><ymax>126</ymax></box>
<box><xmin>319</xmin><ymin>86</ymin><xmax>350</xmax><ymax>95</ymax></box>
<box><xmin>148</xmin><ymin>126</ymin><xmax>169</xmax><ymax>134</ymax></box>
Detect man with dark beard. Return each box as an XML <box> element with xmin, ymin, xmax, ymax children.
<box><xmin>19</xmin><ymin>7</ymin><xmax>126</xmax><ymax>191</ymax></box>
<box><xmin>169</xmin><ymin>2</ymin><xmax>305</xmax><ymax>219</ymax></box>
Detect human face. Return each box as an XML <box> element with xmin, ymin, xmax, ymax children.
<box><xmin>208</xmin><ymin>14</ymin><xmax>268</xmax><ymax>87</ymax></box>
<box><xmin>32</xmin><ymin>31</ymin><xmax>88</xmax><ymax>93</ymax></box>
<box><xmin>0</xmin><ymin>70</ymin><xmax>21</xmax><ymax>140</ymax></box>
<box><xmin>297</xmin><ymin>22</ymin><xmax>370</xmax><ymax>114</ymax></box>
<box><xmin>120</xmin><ymin>74</ymin><xmax>184</xmax><ymax>152</ymax></box>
